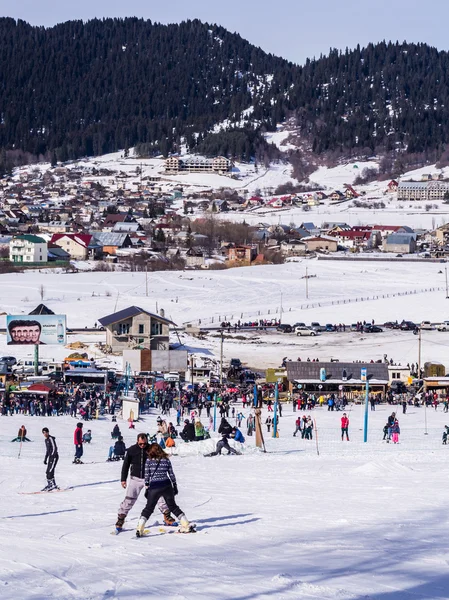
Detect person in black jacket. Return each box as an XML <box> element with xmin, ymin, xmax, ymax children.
<box><xmin>107</xmin><ymin>435</ymin><xmax>126</xmax><ymax>461</ymax></box>
<box><xmin>115</xmin><ymin>433</ymin><xmax>175</xmax><ymax>531</ymax></box>
<box><xmin>206</xmin><ymin>418</ymin><xmax>241</xmax><ymax>456</ymax></box>
<box><xmin>42</xmin><ymin>427</ymin><xmax>59</xmax><ymax>491</ymax></box>
<box><xmin>180</xmin><ymin>419</ymin><xmax>195</xmax><ymax>442</ymax></box>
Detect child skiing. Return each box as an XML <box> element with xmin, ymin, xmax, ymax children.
<box><xmin>391</xmin><ymin>419</ymin><xmax>400</xmax><ymax>444</ymax></box>
<box><xmin>73</xmin><ymin>422</ymin><xmax>84</xmax><ymax>463</ymax></box>
<box><xmin>42</xmin><ymin>427</ymin><xmax>59</xmax><ymax>491</ymax></box>
<box><xmin>136</xmin><ymin>443</ymin><xmax>192</xmax><ymax>537</ymax></box>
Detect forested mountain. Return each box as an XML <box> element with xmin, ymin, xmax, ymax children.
<box><xmin>0</xmin><ymin>17</ymin><xmax>449</xmax><ymax>168</ymax></box>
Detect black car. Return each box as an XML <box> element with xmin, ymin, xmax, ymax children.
<box><xmin>363</xmin><ymin>325</ymin><xmax>383</xmax><ymax>333</ymax></box>
<box><xmin>230</xmin><ymin>358</ymin><xmax>242</xmax><ymax>370</ymax></box>
<box><xmin>400</xmin><ymin>320</ymin><xmax>417</xmax><ymax>331</ymax></box>
<box><xmin>383</xmin><ymin>321</ymin><xmax>399</xmax><ymax>329</ymax></box>
<box><xmin>276</xmin><ymin>324</ymin><xmax>293</xmax><ymax>333</ymax></box>
<box><xmin>0</xmin><ymin>356</ymin><xmax>17</xmax><ymax>367</ymax></box>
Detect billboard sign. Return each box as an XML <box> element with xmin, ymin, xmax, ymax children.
<box><xmin>7</xmin><ymin>315</ymin><xmax>67</xmax><ymax>346</ymax></box>
<box><xmin>361</xmin><ymin>368</ymin><xmax>367</xmax><ymax>382</ymax></box>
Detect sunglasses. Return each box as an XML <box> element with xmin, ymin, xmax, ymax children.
<box><xmin>138</xmin><ymin>442</ymin><xmax>147</xmax><ymax>446</ymax></box>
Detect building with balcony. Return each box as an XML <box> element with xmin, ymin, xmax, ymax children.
<box><xmin>165</xmin><ymin>156</ymin><xmax>232</xmax><ymax>174</ymax></box>
<box><xmin>98</xmin><ymin>306</ymin><xmax>175</xmax><ymax>353</ymax></box>
<box><xmin>9</xmin><ymin>234</ymin><xmax>48</xmax><ymax>263</ymax></box>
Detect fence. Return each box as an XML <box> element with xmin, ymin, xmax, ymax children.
<box><xmin>183</xmin><ymin>286</ymin><xmax>446</xmax><ymax>327</ymax></box>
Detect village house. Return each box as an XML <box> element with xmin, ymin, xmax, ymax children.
<box><xmin>228</xmin><ymin>245</ymin><xmax>258</xmax><ymax>263</ymax></box>
<box><xmin>98</xmin><ymin>306</ymin><xmax>174</xmax><ymax>353</ymax></box>
<box><xmin>383</xmin><ymin>233</ymin><xmax>417</xmax><ymax>254</ymax></box>
<box><xmin>280</xmin><ymin>239</ymin><xmax>307</xmax><ymax>256</ymax></box>
<box><xmin>302</xmin><ymin>235</ymin><xmax>338</xmax><ymax>253</ymax></box>
<box><xmin>9</xmin><ymin>234</ymin><xmax>48</xmax><ymax>263</ymax></box>
<box><xmin>50</xmin><ymin>233</ymin><xmax>97</xmax><ymax>260</ymax></box>
<box><xmin>185</xmin><ymin>248</ymin><xmax>206</xmax><ymax>267</ymax></box>
<box><xmin>92</xmin><ymin>232</ymin><xmax>133</xmax><ymax>255</ymax></box>
<box><xmin>328</xmin><ymin>229</ymin><xmax>373</xmax><ymax>249</ymax></box>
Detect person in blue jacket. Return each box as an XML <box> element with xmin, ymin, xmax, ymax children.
<box><xmin>232</xmin><ymin>427</ymin><xmax>245</xmax><ymax>444</ymax></box>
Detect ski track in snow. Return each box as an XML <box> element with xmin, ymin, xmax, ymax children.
<box><xmin>1</xmin><ymin>408</ymin><xmax>449</xmax><ymax>599</ymax></box>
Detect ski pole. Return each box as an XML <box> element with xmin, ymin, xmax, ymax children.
<box><xmin>18</xmin><ymin>430</ymin><xmax>24</xmax><ymax>459</ymax></box>
<box><xmin>313</xmin><ymin>418</ymin><xmax>319</xmax><ymax>456</ymax></box>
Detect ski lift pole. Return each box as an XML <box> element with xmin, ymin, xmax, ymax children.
<box><xmin>273</xmin><ymin>382</ymin><xmax>279</xmax><ymax>438</ymax></box>
<box><xmin>362</xmin><ymin>368</ymin><xmax>369</xmax><ymax>443</ymax></box>
<box><xmin>253</xmin><ymin>383</ymin><xmax>258</xmax><ymax>408</ymax></box>
<box><xmin>213</xmin><ymin>392</ymin><xmax>217</xmax><ymax>432</ymax></box>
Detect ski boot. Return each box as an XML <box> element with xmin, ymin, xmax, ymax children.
<box><xmin>178</xmin><ymin>515</ymin><xmax>195</xmax><ymax>533</ymax></box>
<box><xmin>49</xmin><ymin>479</ymin><xmax>59</xmax><ymax>491</ymax></box>
<box><xmin>163</xmin><ymin>511</ymin><xmax>177</xmax><ymax>526</ymax></box>
<box><xmin>136</xmin><ymin>517</ymin><xmax>147</xmax><ymax>537</ymax></box>
<box><xmin>115</xmin><ymin>514</ymin><xmax>126</xmax><ymax>532</ymax></box>
<box><xmin>41</xmin><ymin>480</ymin><xmax>51</xmax><ymax>492</ymax></box>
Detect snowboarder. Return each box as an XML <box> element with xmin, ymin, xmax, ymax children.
<box><xmin>42</xmin><ymin>427</ymin><xmax>59</xmax><ymax>491</ymax></box>
<box><xmin>136</xmin><ymin>443</ymin><xmax>192</xmax><ymax>537</ymax></box>
<box><xmin>73</xmin><ymin>422</ymin><xmax>83</xmax><ymax>464</ymax></box>
<box><xmin>115</xmin><ymin>433</ymin><xmax>176</xmax><ymax>532</ymax></box>
<box><xmin>341</xmin><ymin>413</ymin><xmax>350</xmax><ymax>441</ymax></box>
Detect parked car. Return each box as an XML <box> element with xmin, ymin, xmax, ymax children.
<box><xmin>400</xmin><ymin>320</ymin><xmax>417</xmax><ymax>331</ymax></box>
<box><xmin>310</xmin><ymin>322</ymin><xmax>325</xmax><ymax>332</ymax></box>
<box><xmin>230</xmin><ymin>358</ymin><xmax>242</xmax><ymax>370</ymax></box>
<box><xmin>437</xmin><ymin>321</ymin><xmax>449</xmax><ymax>332</ymax></box>
<box><xmin>296</xmin><ymin>326</ymin><xmax>317</xmax><ymax>336</ymax></box>
<box><xmin>363</xmin><ymin>325</ymin><xmax>383</xmax><ymax>333</ymax></box>
<box><xmin>292</xmin><ymin>322</ymin><xmax>307</xmax><ymax>329</ymax></box>
<box><xmin>383</xmin><ymin>321</ymin><xmax>400</xmax><ymax>329</ymax></box>
<box><xmin>325</xmin><ymin>324</ymin><xmax>336</xmax><ymax>332</ymax></box>
<box><xmin>0</xmin><ymin>356</ymin><xmax>17</xmax><ymax>367</ymax></box>
<box><xmin>390</xmin><ymin>381</ymin><xmax>407</xmax><ymax>393</ymax></box>
<box><xmin>277</xmin><ymin>324</ymin><xmax>293</xmax><ymax>333</ymax></box>
<box><xmin>350</xmin><ymin>324</ymin><xmax>359</xmax><ymax>331</ymax></box>
<box><xmin>420</xmin><ymin>321</ymin><xmax>435</xmax><ymax>330</ymax></box>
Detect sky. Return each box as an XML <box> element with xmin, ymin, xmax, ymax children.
<box><xmin>2</xmin><ymin>0</ymin><xmax>449</xmax><ymax>64</ymax></box>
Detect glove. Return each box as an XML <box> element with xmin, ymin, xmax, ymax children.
<box><xmin>173</xmin><ymin>483</ymin><xmax>178</xmax><ymax>496</ymax></box>
<box><xmin>44</xmin><ymin>460</ymin><xmax>47</xmax><ymax>465</ymax></box>
<box><xmin>144</xmin><ymin>487</ymin><xmax>149</xmax><ymax>499</ymax></box>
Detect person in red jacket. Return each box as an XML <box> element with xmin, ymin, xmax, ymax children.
<box><xmin>73</xmin><ymin>422</ymin><xmax>84</xmax><ymax>464</ymax></box>
<box><xmin>341</xmin><ymin>413</ymin><xmax>350</xmax><ymax>441</ymax></box>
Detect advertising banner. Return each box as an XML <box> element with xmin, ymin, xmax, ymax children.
<box><xmin>7</xmin><ymin>315</ymin><xmax>67</xmax><ymax>345</ymax></box>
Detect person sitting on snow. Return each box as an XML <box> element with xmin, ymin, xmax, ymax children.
<box><xmin>107</xmin><ymin>435</ymin><xmax>127</xmax><ymax>461</ymax></box>
<box><xmin>83</xmin><ymin>429</ymin><xmax>92</xmax><ymax>443</ymax></box>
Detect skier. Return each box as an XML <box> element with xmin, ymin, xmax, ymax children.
<box><xmin>73</xmin><ymin>422</ymin><xmax>84</xmax><ymax>464</ymax></box>
<box><xmin>136</xmin><ymin>443</ymin><xmax>192</xmax><ymax>537</ymax></box>
<box><xmin>115</xmin><ymin>433</ymin><xmax>176</xmax><ymax>532</ymax></box>
<box><xmin>402</xmin><ymin>400</ymin><xmax>407</xmax><ymax>415</ymax></box>
<box><xmin>42</xmin><ymin>427</ymin><xmax>59</xmax><ymax>491</ymax></box>
<box><xmin>265</xmin><ymin>416</ymin><xmax>272</xmax><ymax>433</ymax></box>
<box><xmin>11</xmin><ymin>425</ymin><xmax>31</xmax><ymax>442</ymax></box>
<box><xmin>205</xmin><ymin>417</ymin><xmax>240</xmax><ymax>456</ymax></box>
<box><xmin>391</xmin><ymin>419</ymin><xmax>400</xmax><ymax>444</ymax></box>
<box><xmin>341</xmin><ymin>412</ymin><xmax>350</xmax><ymax>441</ymax></box>
<box><xmin>442</xmin><ymin>425</ymin><xmax>449</xmax><ymax>444</ymax></box>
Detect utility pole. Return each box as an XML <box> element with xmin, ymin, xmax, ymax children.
<box><xmin>305</xmin><ymin>266</ymin><xmax>309</xmax><ymax>300</ymax></box>
<box><xmin>418</xmin><ymin>327</ymin><xmax>422</xmax><ymax>378</ymax></box>
<box><xmin>279</xmin><ymin>291</ymin><xmax>283</xmax><ymax>324</ymax></box>
<box><xmin>445</xmin><ymin>266</ymin><xmax>448</xmax><ymax>299</ymax></box>
<box><xmin>145</xmin><ymin>264</ymin><xmax>148</xmax><ymax>297</ymax></box>
<box><xmin>220</xmin><ymin>330</ymin><xmax>224</xmax><ymax>388</ymax></box>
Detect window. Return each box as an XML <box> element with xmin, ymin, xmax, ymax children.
<box><xmin>118</xmin><ymin>323</ymin><xmax>130</xmax><ymax>335</ymax></box>
<box><xmin>151</xmin><ymin>322</ymin><xmax>163</xmax><ymax>336</ymax></box>
<box><xmin>138</xmin><ymin>324</ymin><xmax>144</xmax><ymax>334</ymax></box>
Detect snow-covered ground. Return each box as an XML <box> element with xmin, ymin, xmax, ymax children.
<box><xmin>0</xmin><ymin>259</ymin><xmax>448</xmax><ymax>369</ymax></box>
<box><xmin>2</xmin><ymin>404</ymin><xmax>449</xmax><ymax>600</ymax></box>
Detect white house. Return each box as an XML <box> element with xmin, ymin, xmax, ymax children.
<box><xmin>9</xmin><ymin>234</ymin><xmax>48</xmax><ymax>263</ymax></box>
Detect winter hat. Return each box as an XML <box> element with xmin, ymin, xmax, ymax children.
<box><xmin>77</xmin><ymin>422</ymin><xmax>83</xmax><ymax>428</ymax></box>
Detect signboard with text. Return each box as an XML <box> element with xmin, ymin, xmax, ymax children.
<box><xmin>7</xmin><ymin>315</ymin><xmax>67</xmax><ymax>346</ymax></box>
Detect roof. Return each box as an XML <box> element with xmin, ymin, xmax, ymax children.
<box><xmin>13</xmin><ymin>234</ymin><xmax>46</xmax><ymax>243</ymax></box>
<box><xmin>385</xmin><ymin>233</ymin><xmax>416</xmax><ymax>244</ymax></box>
<box><xmin>51</xmin><ymin>233</ymin><xmax>92</xmax><ymax>248</ymax></box>
<box><xmin>398</xmin><ymin>182</ymin><xmax>428</xmax><ymax>189</ymax></box>
<box><xmin>92</xmin><ymin>232</ymin><xmax>132</xmax><ymax>246</ymax></box>
<box><xmin>286</xmin><ymin>361</ymin><xmax>389</xmax><ymax>383</ymax></box>
<box><xmin>29</xmin><ymin>304</ymin><xmax>55</xmax><ymax>315</ymax></box>
<box><xmin>98</xmin><ymin>306</ymin><xmax>175</xmax><ymax>327</ymax></box>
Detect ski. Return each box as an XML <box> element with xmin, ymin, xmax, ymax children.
<box><xmin>135</xmin><ymin>529</ymin><xmax>151</xmax><ymax>538</ymax></box>
<box><xmin>178</xmin><ymin>524</ymin><xmax>197</xmax><ymax>534</ymax></box>
<box><xmin>19</xmin><ymin>488</ymin><xmax>73</xmax><ymax>495</ymax></box>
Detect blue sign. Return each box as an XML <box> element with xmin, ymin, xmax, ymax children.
<box><xmin>361</xmin><ymin>368</ymin><xmax>367</xmax><ymax>382</ymax></box>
